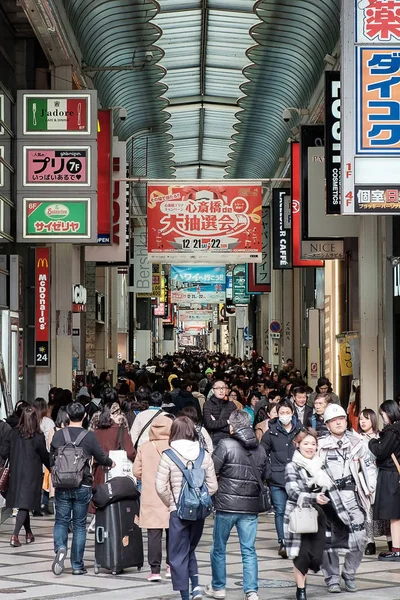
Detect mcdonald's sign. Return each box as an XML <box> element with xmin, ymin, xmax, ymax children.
<box><xmin>35</xmin><ymin>247</ymin><xmax>50</xmax><ymax>367</ymax></box>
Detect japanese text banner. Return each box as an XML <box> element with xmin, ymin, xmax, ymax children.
<box><xmin>147</xmin><ymin>182</ymin><xmax>262</xmax><ymax>263</ymax></box>
<box><xmin>170</xmin><ymin>265</ymin><xmax>226</xmax><ymax>304</ymax></box>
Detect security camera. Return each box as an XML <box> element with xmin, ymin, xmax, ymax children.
<box><xmin>145</xmin><ymin>51</ymin><xmax>153</xmax><ymax>63</ymax></box>
<box><xmin>282</xmin><ymin>108</ymin><xmax>292</xmax><ymax>123</ymax></box>
<box><xmin>118</xmin><ymin>107</ymin><xmax>127</xmax><ymax>122</ymax></box>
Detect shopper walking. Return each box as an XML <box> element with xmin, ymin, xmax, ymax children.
<box><xmin>205</xmin><ymin>410</ymin><xmax>267</xmax><ymax>600</ymax></box>
<box><xmin>156</xmin><ymin>416</ymin><xmax>218</xmax><ymax>600</ymax></box>
<box><xmin>50</xmin><ymin>402</ymin><xmax>114</xmax><ymax>576</ymax></box>
<box><xmin>284</xmin><ymin>429</ymin><xmax>333</xmax><ymax>600</ymax></box>
<box><xmin>2</xmin><ymin>406</ymin><xmax>50</xmax><ymax>547</ymax></box>
<box><xmin>133</xmin><ymin>414</ymin><xmax>173</xmax><ymax>581</ymax></box>
<box><xmin>203</xmin><ymin>381</ymin><xmax>236</xmax><ymax>447</ymax></box>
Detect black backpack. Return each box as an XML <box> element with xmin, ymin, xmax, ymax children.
<box><xmin>51</xmin><ymin>428</ymin><xmax>89</xmax><ymax>489</ymax></box>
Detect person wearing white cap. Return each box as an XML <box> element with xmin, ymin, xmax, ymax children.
<box><xmin>317</xmin><ymin>403</ymin><xmax>373</xmax><ymax>594</ymax></box>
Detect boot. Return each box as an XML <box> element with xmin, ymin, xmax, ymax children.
<box><xmin>10</xmin><ymin>535</ymin><xmax>22</xmax><ymax>547</ymax></box>
<box><xmin>26</xmin><ymin>532</ymin><xmax>35</xmax><ymax>544</ymax></box>
<box><xmin>296</xmin><ymin>587</ymin><xmax>307</xmax><ymax>600</ymax></box>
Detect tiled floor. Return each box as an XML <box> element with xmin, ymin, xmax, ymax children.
<box><xmin>0</xmin><ymin>512</ymin><xmax>398</xmax><ymax>600</ymax></box>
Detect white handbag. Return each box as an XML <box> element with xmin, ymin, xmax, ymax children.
<box><xmin>288</xmin><ymin>499</ymin><xmax>319</xmax><ymax>534</ymax></box>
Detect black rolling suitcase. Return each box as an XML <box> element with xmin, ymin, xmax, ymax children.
<box><xmin>94</xmin><ymin>499</ymin><xmax>143</xmax><ymax>575</ymax></box>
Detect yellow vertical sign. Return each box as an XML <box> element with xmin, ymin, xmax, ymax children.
<box><xmin>337</xmin><ymin>335</ymin><xmax>353</xmax><ymax>376</ymax></box>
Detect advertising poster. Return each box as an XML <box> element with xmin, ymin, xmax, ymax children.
<box><xmin>22</xmin><ymin>198</ymin><xmax>90</xmax><ymax>239</ymax></box>
<box><xmin>233</xmin><ymin>264</ymin><xmax>250</xmax><ymax>305</ymax></box>
<box><xmin>147</xmin><ymin>182</ymin><xmax>262</xmax><ymax>263</ymax></box>
<box><xmin>35</xmin><ymin>247</ymin><xmax>50</xmax><ymax>367</ymax></box>
<box><xmin>178</xmin><ymin>309</ymin><xmax>213</xmax><ymax>322</ymax></box>
<box><xmin>170</xmin><ymin>265</ymin><xmax>226</xmax><ymax>303</ymax></box>
<box><xmin>23</xmin><ymin>146</ymin><xmax>91</xmax><ymax>186</ymax></box>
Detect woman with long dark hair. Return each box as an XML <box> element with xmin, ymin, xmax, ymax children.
<box><xmin>2</xmin><ymin>406</ymin><xmax>50</xmax><ymax>546</ymax></box>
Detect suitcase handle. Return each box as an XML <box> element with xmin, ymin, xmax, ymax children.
<box><xmin>96</xmin><ymin>526</ymin><xmax>105</xmax><ymax>544</ymax></box>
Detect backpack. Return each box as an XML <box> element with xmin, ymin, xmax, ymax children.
<box><xmin>51</xmin><ymin>428</ymin><xmax>89</xmax><ymax>489</ymax></box>
<box><xmin>164</xmin><ymin>447</ymin><xmax>213</xmax><ymax>521</ymax></box>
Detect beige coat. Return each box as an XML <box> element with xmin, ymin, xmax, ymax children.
<box><xmin>155</xmin><ymin>439</ymin><xmax>218</xmax><ymax>512</ymax></box>
<box><xmin>133</xmin><ymin>414</ymin><xmax>172</xmax><ymax>529</ymax></box>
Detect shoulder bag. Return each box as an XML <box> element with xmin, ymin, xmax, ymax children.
<box><xmin>246</xmin><ymin>451</ymin><xmax>271</xmax><ymax>513</ymax></box>
<box><xmin>107</xmin><ymin>426</ymin><xmax>134</xmax><ymax>481</ymax></box>
<box><xmin>134</xmin><ymin>409</ymin><xmax>162</xmax><ymax>450</ymax></box>
<box><xmin>391</xmin><ymin>452</ymin><xmax>400</xmax><ymax>485</ymax></box>
<box><xmin>288</xmin><ymin>495</ymin><xmax>319</xmax><ymax>534</ymax></box>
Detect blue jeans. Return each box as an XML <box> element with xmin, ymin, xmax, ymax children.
<box><xmin>54</xmin><ymin>486</ymin><xmax>92</xmax><ymax>570</ymax></box>
<box><xmin>211</xmin><ymin>512</ymin><xmax>258</xmax><ymax>594</ymax></box>
<box><xmin>270</xmin><ymin>485</ymin><xmax>287</xmax><ymax>543</ymax></box>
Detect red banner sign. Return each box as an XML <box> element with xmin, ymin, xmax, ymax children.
<box><xmin>291</xmin><ymin>143</ymin><xmax>323</xmax><ymax>268</ymax></box>
<box><xmin>35</xmin><ymin>247</ymin><xmax>50</xmax><ymax>366</ymax></box>
<box><xmin>97</xmin><ymin>110</ymin><xmax>112</xmax><ymax>243</ymax></box>
<box><xmin>147</xmin><ymin>182</ymin><xmax>262</xmax><ymax>263</ymax></box>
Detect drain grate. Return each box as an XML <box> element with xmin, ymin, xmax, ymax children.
<box><xmin>235</xmin><ymin>579</ymin><xmax>296</xmax><ymax>588</ymax></box>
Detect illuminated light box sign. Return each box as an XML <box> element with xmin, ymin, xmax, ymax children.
<box><xmin>147</xmin><ymin>182</ymin><xmax>262</xmax><ymax>263</ymax></box>
<box><xmin>21</xmin><ymin>146</ymin><xmax>94</xmax><ymax>187</ymax></box>
<box><xmin>170</xmin><ymin>265</ymin><xmax>226</xmax><ymax>304</ymax></box>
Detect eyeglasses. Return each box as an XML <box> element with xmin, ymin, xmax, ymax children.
<box><xmin>213</xmin><ymin>387</ymin><xmax>226</xmax><ymax>391</ymax></box>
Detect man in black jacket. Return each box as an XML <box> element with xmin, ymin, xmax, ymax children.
<box><xmin>202</xmin><ymin>381</ymin><xmax>236</xmax><ymax>447</ymax></box>
<box><xmin>173</xmin><ymin>379</ymin><xmax>202</xmax><ymax>422</ymax></box>
<box><xmin>50</xmin><ymin>402</ymin><xmax>113</xmax><ymax>577</ymax></box>
<box><xmin>292</xmin><ymin>386</ymin><xmax>313</xmax><ymax>426</ymax></box>
<box><xmin>205</xmin><ymin>410</ymin><xmax>267</xmax><ymax>600</ymax></box>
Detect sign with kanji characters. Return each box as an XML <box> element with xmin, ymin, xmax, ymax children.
<box><xmin>170</xmin><ymin>266</ymin><xmax>226</xmax><ymax>303</ymax></box>
<box><xmin>355</xmin><ymin>185</ymin><xmax>400</xmax><ymax>211</ymax></box>
<box><xmin>22</xmin><ymin>146</ymin><xmax>92</xmax><ymax>186</ymax></box>
<box><xmin>178</xmin><ymin>309</ymin><xmax>213</xmax><ymax>322</ymax></box>
<box><xmin>35</xmin><ymin>247</ymin><xmax>50</xmax><ymax>367</ymax></box>
<box><xmin>356</xmin><ymin>0</ymin><xmax>400</xmax><ymax>43</ymax></box>
<box><xmin>147</xmin><ymin>182</ymin><xmax>262</xmax><ymax>263</ymax></box>
<box><xmin>233</xmin><ymin>264</ymin><xmax>250</xmax><ymax>305</ymax></box>
<box><xmin>20</xmin><ymin>197</ymin><xmax>93</xmax><ymax>241</ymax></box>
<box><xmin>357</xmin><ymin>46</ymin><xmax>400</xmax><ymax>153</ymax></box>
<box><xmin>22</xmin><ymin>93</ymin><xmax>92</xmax><ymax>135</ymax></box>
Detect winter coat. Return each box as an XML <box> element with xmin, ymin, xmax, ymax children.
<box><xmin>173</xmin><ymin>390</ymin><xmax>202</xmax><ymax>422</ymax></box>
<box><xmin>130</xmin><ymin>407</ymin><xmax>164</xmax><ymax>450</ymax></box>
<box><xmin>203</xmin><ymin>395</ymin><xmax>237</xmax><ymax>446</ymax></box>
<box><xmin>294</xmin><ymin>404</ymin><xmax>313</xmax><ymax>427</ymax></box>
<box><xmin>306</xmin><ymin>413</ymin><xmax>329</xmax><ymax>437</ymax></box>
<box><xmin>261</xmin><ymin>417</ymin><xmax>304</xmax><ymax>487</ymax></box>
<box><xmin>155</xmin><ymin>439</ymin><xmax>218</xmax><ymax>513</ymax></box>
<box><xmin>2</xmin><ymin>429</ymin><xmax>49</xmax><ymax>510</ymax></box>
<box><xmin>0</xmin><ymin>420</ymin><xmax>11</xmax><ymax>459</ymax></box>
<box><xmin>212</xmin><ymin>427</ymin><xmax>268</xmax><ymax>514</ymax></box>
<box><xmin>92</xmin><ymin>423</ymin><xmax>136</xmax><ymax>488</ymax></box>
<box><xmin>192</xmin><ymin>391</ymin><xmax>206</xmax><ymax>413</ymax></box>
<box><xmin>133</xmin><ymin>414</ymin><xmax>172</xmax><ymax>529</ymax></box>
<box><xmin>369</xmin><ymin>421</ymin><xmax>400</xmax><ymax>518</ymax></box>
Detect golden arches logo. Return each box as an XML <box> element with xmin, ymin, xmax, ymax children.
<box><xmin>37</xmin><ymin>258</ymin><xmax>48</xmax><ymax>268</ymax></box>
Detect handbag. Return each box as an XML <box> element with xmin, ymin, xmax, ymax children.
<box><xmin>0</xmin><ymin>459</ymin><xmax>10</xmax><ymax>493</ymax></box>
<box><xmin>391</xmin><ymin>452</ymin><xmax>400</xmax><ymax>485</ymax></box>
<box><xmin>106</xmin><ymin>427</ymin><xmax>134</xmax><ymax>481</ymax></box>
<box><xmin>246</xmin><ymin>451</ymin><xmax>271</xmax><ymax>513</ymax></box>
<box><xmin>288</xmin><ymin>497</ymin><xmax>319</xmax><ymax>534</ymax></box>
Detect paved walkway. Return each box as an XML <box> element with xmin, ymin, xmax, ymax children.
<box><xmin>0</xmin><ymin>512</ymin><xmax>398</xmax><ymax>600</ymax></box>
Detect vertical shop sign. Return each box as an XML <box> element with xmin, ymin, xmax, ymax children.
<box><xmin>233</xmin><ymin>264</ymin><xmax>250</xmax><ymax>305</ymax></box>
<box><xmin>325</xmin><ymin>71</ymin><xmax>341</xmax><ymax>214</ymax></box>
<box><xmin>251</xmin><ymin>206</ymin><xmax>271</xmax><ymax>291</ymax></box>
<box><xmin>291</xmin><ymin>142</ymin><xmax>323</xmax><ymax>267</ymax></box>
<box><xmin>272</xmin><ymin>188</ymin><xmax>292</xmax><ymax>269</ymax></box>
<box><xmin>96</xmin><ymin>110</ymin><xmax>112</xmax><ymax>242</ymax></box>
<box><xmin>133</xmin><ymin>227</ymin><xmax>152</xmax><ymax>297</ymax></box>
<box><xmin>35</xmin><ymin>247</ymin><xmax>50</xmax><ymax>367</ymax></box>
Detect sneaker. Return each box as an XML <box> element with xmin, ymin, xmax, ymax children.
<box><xmin>245</xmin><ymin>593</ymin><xmax>259</xmax><ymax>600</ymax></box>
<box><xmin>88</xmin><ymin>516</ymin><xmax>96</xmax><ymax>533</ymax></box>
<box><xmin>12</xmin><ymin>508</ymin><xmax>18</xmax><ymax>517</ymax></box>
<box><xmin>193</xmin><ymin>586</ymin><xmax>203</xmax><ymax>600</ymax></box>
<box><xmin>165</xmin><ymin>565</ymin><xmax>171</xmax><ymax>579</ymax></box>
<box><xmin>52</xmin><ymin>547</ymin><xmax>67</xmax><ymax>576</ymax></box>
<box><xmin>342</xmin><ymin>577</ymin><xmax>357</xmax><ymax>592</ymax></box>
<box><xmin>204</xmin><ymin>585</ymin><xmax>226</xmax><ymax>599</ymax></box>
<box><xmin>327</xmin><ymin>584</ymin><xmax>341</xmax><ymax>593</ymax></box>
<box><xmin>147</xmin><ymin>573</ymin><xmax>162</xmax><ymax>582</ymax></box>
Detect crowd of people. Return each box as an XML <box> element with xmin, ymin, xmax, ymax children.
<box><xmin>0</xmin><ymin>351</ymin><xmax>399</xmax><ymax>600</ymax></box>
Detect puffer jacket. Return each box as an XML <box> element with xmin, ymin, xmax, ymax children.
<box><xmin>203</xmin><ymin>395</ymin><xmax>237</xmax><ymax>445</ymax></box>
<box><xmin>261</xmin><ymin>417</ymin><xmax>304</xmax><ymax>488</ymax></box>
<box><xmin>213</xmin><ymin>427</ymin><xmax>268</xmax><ymax>514</ymax></box>
<box><xmin>155</xmin><ymin>439</ymin><xmax>218</xmax><ymax>512</ymax></box>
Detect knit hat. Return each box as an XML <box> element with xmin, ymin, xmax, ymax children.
<box><xmin>78</xmin><ymin>386</ymin><xmax>90</xmax><ymax>398</ymax></box>
<box><xmin>205</xmin><ymin>368</ymin><xmax>214</xmax><ymax>375</ymax></box>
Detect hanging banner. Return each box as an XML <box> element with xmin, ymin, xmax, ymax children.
<box><xmin>233</xmin><ymin>264</ymin><xmax>250</xmax><ymax>305</ymax></box>
<box><xmin>291</xmin><ymin>142</ymin><xmax>323</xmax><ymax>267</ymax></box>
<box><xmin>272</xmin><ymin>188</ymin><xmax>292</xmax><ymax>269</ymax></box>
<box><xmin>325</xmin><ymin>71</ymin><xmax>341</xmax><ymax>214</ymax></box>
<box><xmin>170</xmin><ymin>265</ymin><xmax>226</xmax><ymax>303</ymax></box>
<box><xmin>96</xmin><ymin>109</ymin><xmax>112</xmax><ymax>243</ymax></box>
<box><xmin>337</xmin><ymin>334</ymin><xmax>353</xmax><ymax>376</ymax></box>
<box><xmin>178</xmin><ymin>309</ymin><xmax>213</xmax><ymax>322</ymax></box>
<box><xmin>35</xmin><ymin>247</ymin><xmax>50</xmax><ymax>367</ymax></box>
<box><xmin>147</xmin><ymin>182</ymin><xmax>262</xmax><ymax>263</ymax></box>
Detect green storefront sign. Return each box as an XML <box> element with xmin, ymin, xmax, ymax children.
<box><xmin>233</xmin><ymin>264</ymin><xmax>250</xmax><ymax>305</ymax></box>
<box><xmin>24</xmin><ymin>199</ymin><xmax>90</xmax><ymax>238</ymax></box>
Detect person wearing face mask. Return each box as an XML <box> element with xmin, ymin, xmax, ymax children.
<box><xmin>318</xmin><ymin>404</ymin><xmax>372</xmax><ymax>593</ymax></box>
<box><xmin>292</xmin><ymin>387</ymin><xmax>313</xmax><ymax>426</ymax></box>
<box><xmin>369</xmin><ymin>400</ymin><xmax>400</xmax><ymax>561</ymax></box>
<box><xmin>261</xmin><ymin>399</ymin><xmax>303</xmax><ymax>558</ymax></box>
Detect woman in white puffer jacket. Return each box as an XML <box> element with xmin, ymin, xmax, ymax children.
<box><xmin>156</xmin><ymin>416</ymin><xmax>218</xmax><ymax>600</ymax></box>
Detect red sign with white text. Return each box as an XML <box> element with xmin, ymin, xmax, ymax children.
<box><xmin>147</xmin><ymin>182</ymin><xmax>262</xmax><ymax>263</ymax></box>
<box><xmin>35</xmin><ymin>247</ymin><xmax>50</xmax><ymax>366</ymax></box>
<box><xmin>291</xmin><ymin>143</ymin><xmax>323</xmax><ymax>268</ymax></box>
<box><xmin>97</xmin><ymin>110</ymin><xmax>112</xmax><ymax>243</ymax></box>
